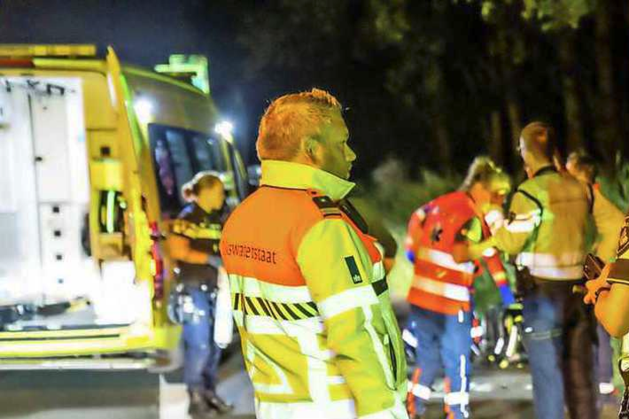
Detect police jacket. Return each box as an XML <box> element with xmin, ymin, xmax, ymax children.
<box><xmin>487</xmin><ymin>166</ymin><xmax>590</xmax><ymax>281</ymax></box>
<box><xmin>220</xmin><ymin>160</ymin><xmax>408</xmax><ymax>419</ymax></box>
<box><xmin>172</xmin><ymin>202</ymin><xmax>223</xmax><ymax>287</ymax></box>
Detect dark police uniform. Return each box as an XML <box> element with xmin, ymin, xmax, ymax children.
<box><xmin>171</xmin><ymin>202</ymin><xmax>224</xmax><ymax>394</ymax></box>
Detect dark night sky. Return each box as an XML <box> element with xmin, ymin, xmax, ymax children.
<box><xmin>0</xmin><ymin>0</ymin><xmax>256</xmax><ymax>161</ymax></box>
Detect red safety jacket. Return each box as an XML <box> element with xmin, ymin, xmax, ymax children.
<box><xmin>405</xmin><ymin>191</ymin><xmax>508</xmax><ymax>315</ymax></box>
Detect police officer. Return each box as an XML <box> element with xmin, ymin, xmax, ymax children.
<box><xmin>220</xmin><ymin>89</ymin><xmax>408</xmax><ymax>419</ymax></box>
<box><xmin>462</xmin><ymin>122</ymin><xmax>599</xmax><ymax>419</ymax></box>
<box><xmin>169</xmin><ymin>171</ymin><xmax>233</xmax><ymax>418</ymax></box>
<box><xmin>405</xmin><ymin>157</ymin><xmax>514</xmax><ymax>419</ymax></box>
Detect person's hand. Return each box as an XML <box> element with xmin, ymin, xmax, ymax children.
<box><xmin>451</xmin><ymin>242</ymin><xmax>470</xmax><ymax>263</ymax></box>
<box><xmin>584</xmin><ymin>263</ymin><xmax>611</xmax><ymax>305</ymax></box>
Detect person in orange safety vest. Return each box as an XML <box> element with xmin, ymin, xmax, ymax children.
<box><xmin>220</xmin><ymin>88</ymin><xmax>408</xmax><ymax>419</ymax></box>
<box><xmin>404</xmin><ymin>157</ymin><xmax>515</xmax><ymax>419</ymax></box>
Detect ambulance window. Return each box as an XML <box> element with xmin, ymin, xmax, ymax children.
<box><xmin>150</xmin><ymin>124</ymin><xmax>231</xmax><ymax>215</ymax></box>
<box><xmin>165</xmin><ymin>130</ymin><xmax>195</xmax><ymax>196</ymax></box>
<box><xmin>190</xmin><ymin>135</ymin><xmax>226</xmax><ymax>172</ymax></box>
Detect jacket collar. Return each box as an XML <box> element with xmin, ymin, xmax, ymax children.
<box><xmin>533</xmin><ymin>165</ymin><xmax>558</xmax><ymax>178</ymax></box>
<box><xmin>260</xmin><ymin>160</ymin><xmax>355</xmax><ymax>201</ymax></box>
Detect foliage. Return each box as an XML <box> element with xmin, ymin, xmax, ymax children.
<box><xmin>238</xmin><ymin>0</ymin><xmax>629</xmax><ymax>177</ymax></box>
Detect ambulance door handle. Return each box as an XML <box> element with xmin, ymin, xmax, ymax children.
<box><xmin>150</xmin><ymin>230</ymin><xmax>168</xmax><ymax>241</ymax></box>
<box><xmin>35</xmin><ymin>156</ymin><xmax>44</xmax><ymax>163</ymax></box>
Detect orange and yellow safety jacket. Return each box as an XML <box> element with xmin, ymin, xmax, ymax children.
<box><xmin>405</xmin><ymin>191</ymin><xmax>512</xmax><ymax>315</ymax></box>
<box><xmin>220</xmin><ymin>160</ymin><xmax>408</xmax><ymax>419</ymax></box>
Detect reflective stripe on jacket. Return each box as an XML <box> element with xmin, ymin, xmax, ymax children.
<box><xmin>492</xmin><ymin>166</ymin><xmax>590</xmax><ymax>280</ymax></box>
<box><xmin>220</xmin><ymin>160</ymin><xmax>408</xmax><ymax>419</ymax></box>
<box><xmin>405</xmin><ymin>192</ymin><xmax>508</xmax><ymax>315</ymax></box>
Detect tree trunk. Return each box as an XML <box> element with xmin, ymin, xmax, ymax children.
<box><xmin>557</xmin><ymin>30</ymin><xmax>585</xmax><ymax>153</ymax></box>
<box><xmin>488</xmin><ymin>110</ymin><xmax>503</xmax><ymax>164</ymax></box>
<box><xmin>425</xmin><ymin>62</ymin><xmax>452</xmax><ymax>171</ymax></box>
<box><xmin>594</xmin><ymin>0</ymin><xmax>622</xmax><ymax>173</ymax></box>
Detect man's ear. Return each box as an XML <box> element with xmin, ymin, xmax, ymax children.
<box><xmin>304</xmin><ymin>137</ymin><xmax>320</xmax><ymax>162</ymax></box>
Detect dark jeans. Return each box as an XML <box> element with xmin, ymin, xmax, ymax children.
<box><xmin>408</xmin><ymin>305</ymin><xmax>472</xmax><ymax>419</ymax></box>
<box><xmin>596</xmin><ymin>324</ymin><xmax>614</xmax><ymax>385</ymax></box>
<box><xmin>182</xmin><ymin>284</ymin><xmax>222</xmax><ymax>392</ymax></box>
<box><xmin>522</xmin><ymin>280</ymin><xmax>598</xmax><ymax>419</ymax></box>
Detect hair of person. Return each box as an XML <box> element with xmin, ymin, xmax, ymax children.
<box><xmin>256</xmin><ymin>88</ymin><xmax>343</xmax><ymax>161</ymax></box>
<box><xmin>181</xmin><ymin>171</ymin><xmax>223</xmax><ymax>202</ymax></box>
<box><xmin>459</xmin><ymin>156</ymin><xmax>506</xmax><ymax>192</ymax></box>
<box><xmin>567</xmin><ymin>151</ymin><xmax>598</xmax><ymax>181</ymax></box>
<box><xmin>520</xmin><ymin>121</ymin><xmax>557</xmax><ymax>161</ymax></box>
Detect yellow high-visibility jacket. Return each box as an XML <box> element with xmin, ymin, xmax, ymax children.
<box><xmin>220</xmin><ymin>160</ymin><xmax>408</xmax><ymax>419</ymax></box>
<box><xmin>589</xmin><ymin>185</ymin><xmax>625</xmax><ymax>262</ymax></box>
<box><xmin>609</xmin><ymin>213</ymin><xmax>629</xmax><ymax>285</ymax></box>
<box><xmin>477</xmin><ymin>166</ymin><xmax>591</xmax><ymax>280</ymax></box>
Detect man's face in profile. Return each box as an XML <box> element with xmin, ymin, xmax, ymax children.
<box><xmin>316</xmin><ymin>111</ymin><xmax>356</xmax><ymax>180</ymax></box>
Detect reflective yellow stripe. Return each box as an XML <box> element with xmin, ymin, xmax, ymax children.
<box><xmin>517</xmin><ymin>251</ymin><xmax>583</xmax><ymax>266</ymax></box>
<box><xmin>318</xmin><ymin>286</ymin><xmax>379</xmax><ymax>320</ymax></box>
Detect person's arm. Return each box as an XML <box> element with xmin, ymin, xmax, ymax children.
<box><xmin>593</xmin><ymin>283</ymin><xmax>629</xmax><ymax>337</ymax></box>
<box><xmin>168</xmin><ymin>219</ymin><xmax>214</xmax><ymax>265</ymax></box>
<box><xmin>592</xmin><ymin>188</ymin><xmax>625</xmax><ymax>262</ymax></box>
<box><xmin>297</xmin><ymin>218</ymin><xmax>405</xmax><ymax>418</ymax></box>
<box><xmin>585</xmin><ymin>215</ymin><xmax>629</xmax><ymax>337</ymax></box>
<box><xmin>483</xmin><ymin>251</ymin><xmax>515</xmax><ymax>306</ymax></box>
<box><xmin>405</xmin><ymin>207</ymin><xmax>426</xmax><ymax>263</ymax></box>
<box><xmin>459</xmin><ymin>217</ymin><xmax>515</xmax><ymax>306</ymax></box>
<box><xmin>467</xmin><ymin>190</ymin><xmax>541</xmax><ymax>260</ymax></box>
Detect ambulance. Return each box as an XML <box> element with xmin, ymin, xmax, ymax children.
<box><xmin>0</xmin><ymin>45</ymin><xmax>248</xmax><ymax>369</ymax></box>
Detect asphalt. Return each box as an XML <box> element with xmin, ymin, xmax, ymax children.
<box><xmin>0</xmin><ymin>353</ymin><xmax>621</xmax><ymax>418</ymax></box>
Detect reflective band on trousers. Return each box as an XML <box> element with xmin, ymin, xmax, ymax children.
<box><xmin>416</xmin><ymin>248</ymin><xmax>475</xmax><ymax>274</ymax></box>
<box><xmin>408</xmin><ymin>383</ymin><xmax>432</xmax><ymax>400</ymax></box>
<box><xmin>444</xmin><ymin>391</ymin><xmax>469</xmax><ymax>406</ymax></box>
<box><xmin>413</xmin><ymin>275</ymin><xmax>471</xmax><ymax>302</ymax></box>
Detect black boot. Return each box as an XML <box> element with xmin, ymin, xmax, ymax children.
<box><xmin>188</xmin><ymin>389</ymin><xmax>217</xmax><ymax>419</ymax></box>
<box><xmin>203</xmin><ymin>389</ymin><xmax>234</xmax><ymax>415</ymax></box>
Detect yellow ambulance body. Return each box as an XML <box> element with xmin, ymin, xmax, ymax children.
<box><xmin>0</xmin><ymin>45</ymin><xmax>247</xmax><ymax>369</ymax></box>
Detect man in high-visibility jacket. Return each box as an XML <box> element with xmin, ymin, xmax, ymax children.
<box><xmin>461</xmin><ymin>122</ymin><xmax>602</xmax><ymax>419</ymax></box>
<box><xmin>566</xmin><ymin>151</ymin><xmax>625</xmax><ymax>398</ymax></box>
<box><xmin>220</xmin><ymin>88</ymin><xmax>408</xmax><ymax>419</ymax></box>
<box><xmin>404</xmin><ymin>157</ymin><xmax>515</xmax><ymax>419</ymax></box>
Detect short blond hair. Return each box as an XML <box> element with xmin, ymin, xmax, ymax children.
<box><xmin>459</xmin><ymin>156</ymin><xmax>508</xmax><ymax>192</ymax></box>
<box><xmin>521</xmin><ymin>121</ymin><xmax>557</xmax><ymax>161</ymax></box>
<box><xmin>256</xmin><ymin>88</ymin><xmax>342</xmax><ymax>161</ymax></box>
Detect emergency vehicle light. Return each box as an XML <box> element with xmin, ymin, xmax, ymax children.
<box><xmin>0</xmin><ymin>44</ymin><xmax>97</xmax><ymax>58</ymax></box>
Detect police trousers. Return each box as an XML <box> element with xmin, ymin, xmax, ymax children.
<box><xmin>522</xmin><ymin>279</ymin><xmax>598</xmax><ymax>419</ymax></box>
<box><xmin>182</xmin><ymin>284</ymin><xmax>222</xmax><ymax>392</ymax></box>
